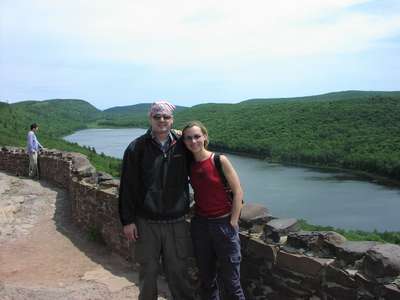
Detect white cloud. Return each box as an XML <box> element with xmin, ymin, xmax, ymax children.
<box><xmin>0</xmin><ymin>0</ymin><xmax>400</xmax><ymax>77</ymax></box>
<box><xmin>1</xmin><ymin>0</ymin><xmax>400</xmax><ymax>68</ymax></box>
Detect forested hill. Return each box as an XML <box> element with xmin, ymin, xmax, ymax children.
<box><xmin>0</xmin><ymin>99</ymin><xmax>121</xmax><ymax>176</ymax></box>
<box><xmin>98</xmin><ymin>103</ymin><xmax>188</xmax><ymax>127</ymax></box>
<box><xmin>103</xmin><ymin>103</ymin><xmax>187</xmax><ymax>116</ymax></box>
<box><xmin>103</xmin><ymin>103</ymin><xmax>151</xmax><ymax>116</ymax></box>
<box><xmin>1</xmin><ymin>92</ymin><xmax>400</xmax><ymax>180</ymax></box>
<box><xmin>241</xmin><ymin>90</ymin><xmax>400</xmax><ymax>104</ymax></box>
<box><xmin>0</xmin><ymin>99</ymin><xmax>101</xmax><ymax>144</ymax></box>
<box><xmin>173</xmin><ymin>94</ymin><xmax>400</xmax><ymax>180</ymax></box>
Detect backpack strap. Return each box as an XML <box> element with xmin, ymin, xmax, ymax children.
<box><xmin>213</xmin><ymin>153</ymin><xmax>229</xmax><ymax>189</ymax></box>
<box><xmin>213</xmin><ymin>153</ymin><xmax>244</xmax><ymax>204</ymax></box>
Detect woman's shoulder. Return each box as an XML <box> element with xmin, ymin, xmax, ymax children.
<box><xmin>212</xmin><ymin>153</ymin><xmax>231</xmax><ymax>169</ymax></box>
<box><xmin>218</xmin><ymin>153</ymin><xmax>229</xmax><ymax>163</ymax></box>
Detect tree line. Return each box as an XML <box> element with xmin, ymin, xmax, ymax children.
<box><xmin>173</xmin><ymin>96</ymin><xmax>400</xmax><ymax>181</ymax></box>
<box><xmin>2</xmin><ymin>93</ymin><xmax>400</xmax><ymax>181</ymax></box>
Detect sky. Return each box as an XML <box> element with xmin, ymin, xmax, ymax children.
<box><xmin>1</xmin><ymin>0</ymin><xmax>400</xmax><ymax>110</ymax></box>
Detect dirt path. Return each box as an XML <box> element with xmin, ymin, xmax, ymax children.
<box><xmin>0</xmin><ymin>171</ymin><xmax>170</xmax><ymax>299</ymax></box>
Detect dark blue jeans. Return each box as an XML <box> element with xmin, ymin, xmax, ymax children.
<box><xmin>191</xmin><ymin>215</ymin><xmax>245</xmax><ymax>300</ymax></box>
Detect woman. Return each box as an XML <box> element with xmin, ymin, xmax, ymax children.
<box><xmin>182</xmin><ymin>121</ymin><xmax>245</xmax><ymax>300</ymax></box>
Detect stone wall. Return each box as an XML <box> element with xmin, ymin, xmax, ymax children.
<box><xmin>1</xmin><ymin>146</ymin><xmax>399</xmax><ymax>299</ymax></box>
<box><xmin>0</xmin><ymin>147</ymin><xmax>129</xmax><ymax>259</ymax></box>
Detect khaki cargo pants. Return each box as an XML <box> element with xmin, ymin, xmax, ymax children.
<box><xmin>28</xmin><ymin>151</ymin><xmax>39</xmax><ymax>178</ymax></box>
<box><xmin>134</xmin><ymin>217</ymin><xmax>195</xmax><ymax>300</ymax></box>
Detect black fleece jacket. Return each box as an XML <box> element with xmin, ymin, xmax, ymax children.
<box><xmin>118</xmin><ymin>129</ymin><xmax>191</xmax><ymax>225</ymax></box>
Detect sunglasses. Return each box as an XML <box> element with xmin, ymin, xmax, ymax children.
<box><xmin>183</xmin><ymin>134</ymin><xmax>203</xmax><ymax>141</ymax></box>
<box><xmin>152</xmin><ymin>114</ymin><xmax>172</xmax><ymax>120</ymax></box>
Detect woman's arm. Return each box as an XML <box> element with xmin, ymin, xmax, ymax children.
<box><xmin>220</xmin><ymin>155</ymin><xmax>243</xmax><ymax>229</ymax></box>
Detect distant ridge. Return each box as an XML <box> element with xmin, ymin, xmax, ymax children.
<box><xmin>0</xmin><ymin>98</ymin><xmax>121</xmax><ymax>176</ymax></box>
<box><xmin>1</xmin><ymin>91</ymin><xmax>400</xmax><ymax>180</ymax></box>
<box><xmin>241</xmin><ymin>90</ymin><xmax>400</xmax><ymax>104</ymax></box>
<box><xmin>103</xmin><ymin>103</ymin><xmax>188</xmax><ymax>116</ymax></box>
<box><xmin>103</xmin><ymin>103</ymin><xmax>151</xmax><ymax>115</ymax></box>
<box><xmin>0</xmin><ymin>98</ymin><xmax>102</xmax><ymax>146</ymax></box>
<box><xmin>173</xmin><ymin>91</ymin><xmax>400</xmax><ymax>181</ymax></box>
<box><xmin>11</xmin><ymin>99</ymin><xmax>101</xmax><ymax>120</ymax></box>
<box><xmin>4</xmin><ymin>91</ymin><xmax>399</xmax><ymax>110</ymax></box>
<box><xmin>12</xmin><ymin>98</ymin><xmax>98</xmax><ymax>106</ymax></box>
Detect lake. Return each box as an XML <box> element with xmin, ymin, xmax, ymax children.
<box><xmin>64</xmin><ymin>128</ymin><xmax>400</xmax><ymax>232</ymax></box>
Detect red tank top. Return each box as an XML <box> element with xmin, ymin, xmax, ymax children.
<box><xmin>190</xmin><ymin>154</ymin><xmax>232</xmax><ymax>218</ymax></box>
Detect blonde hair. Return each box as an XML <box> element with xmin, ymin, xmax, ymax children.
<box><xmin>182</xmin><ymin>120</ymin><xmax>209</xmax><ymax>148</ymax></box>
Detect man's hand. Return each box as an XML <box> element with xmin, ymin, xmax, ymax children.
<box><xmin>123</xmin><ymin>223</ymin><xmax>139</xmax><ymax>241</ymax></box>
<box><xmin>172</xmin><ymin>129</ymin><xmax>182</xmax><ymax>137</ymax></box>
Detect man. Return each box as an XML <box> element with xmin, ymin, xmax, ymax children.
<box><xmin>27</xmin><ymin>123</ymin><xmax>44</xmax><ymax>179</ymax></box>
<box><xmin>119</xmin><ymin>100</ymin><xmax>194</xmax><ymax>300</ymax></box>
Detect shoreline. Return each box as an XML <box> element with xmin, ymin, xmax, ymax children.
<box><xmin>64</xmin><ymin>126</ymin><xmax>400</xmax><ymax>188</ymax></box>
<box><xmin>65</xmin><ymin>126</ymin><xmax>400</xmax><ymax>188</ymax></box>
<box><xmin>208</xmin><ymin>145</ymin><xmax>400</xmax><ymax>189</ymax></box>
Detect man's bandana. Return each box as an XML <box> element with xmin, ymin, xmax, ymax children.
<box><xmin>149</xmin><ymin>100</ymin><xmax>176</xmax><ymax>116</ymax></box>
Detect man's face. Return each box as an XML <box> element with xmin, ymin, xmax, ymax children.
<box><xmin>150</xmin><ymin>114</ymin><xmax>173</xmax><ymax>135</ymax></box>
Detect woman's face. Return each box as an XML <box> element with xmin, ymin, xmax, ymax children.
<box><xmin>183</xmin><ymin>126</ymin><xmax>207</xmax><ymax>153</ymax></box>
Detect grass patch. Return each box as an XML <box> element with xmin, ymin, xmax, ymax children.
<box><xmin>298</xmin><ymin>219</ymin><xmax>400</xmax><ymax>245</ymax></box>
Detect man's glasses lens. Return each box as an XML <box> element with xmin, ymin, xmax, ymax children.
<box><xmin>153</xmin><ymin>114</ymin><xmax>172</xmax><ymax>120</ymax></box>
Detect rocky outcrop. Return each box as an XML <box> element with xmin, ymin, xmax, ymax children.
<box><xmin>239</xmin><ymin>203</ymin><xmax>272</xmax><ymax>234</ymax></box>
<box><xmin>362</xmin><ymin>244</ymin><xmax>400</xmax><ymax>278</ymax></box>
<box><xmin>1</xmin><ymin>146</ymin><xmax>400</xmax><ymax>299</ymax></box>
<box><xmin>285</xmin><ymin>231</ymin><xmax>347</xmax><ymax>257</ymax></box>
<box><xmin>264</xmin><ymin>218</ymin><xmax>300</xmax><ymax>243</ymax></box>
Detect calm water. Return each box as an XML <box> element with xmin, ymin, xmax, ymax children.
<box><xmin>64</xmin><ymin>128</ymin><xmax>400</xmax><ymax>231</ymax></box>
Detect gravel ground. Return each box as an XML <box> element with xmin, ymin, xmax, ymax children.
<box><xmin>0</xmin><ymin>171</ymin><xmax>170</xmax><ymax>299</ymax></box>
